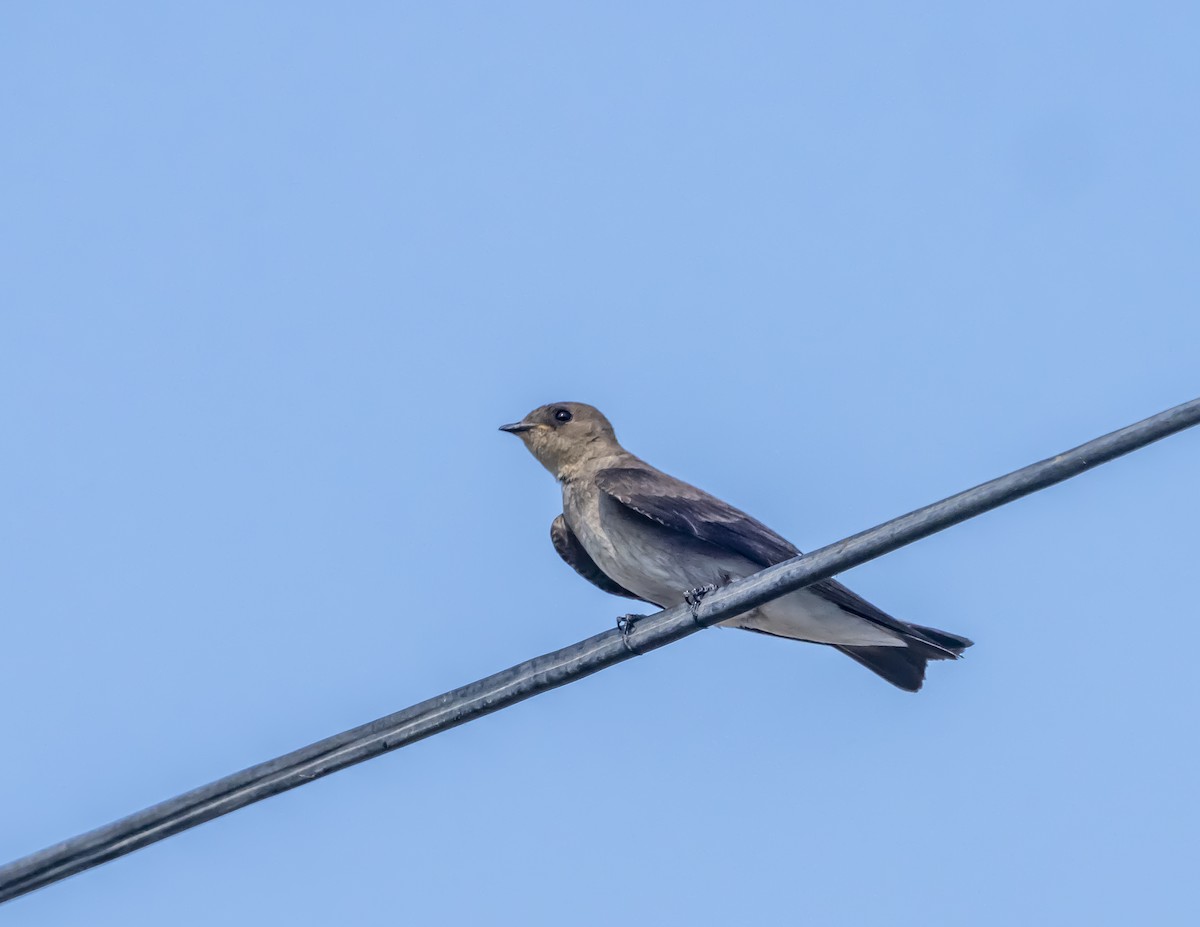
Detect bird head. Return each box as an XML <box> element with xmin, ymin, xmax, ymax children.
<box><xmin>499</xmin><ymin>402</ymin><xmax>620</xmax><ymax>479</ymax></box>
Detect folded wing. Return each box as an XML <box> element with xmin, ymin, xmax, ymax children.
<box><xmin>594</xmin><ymin>465</ymin><xmax>971</xmax><ymax>673</ymax></box>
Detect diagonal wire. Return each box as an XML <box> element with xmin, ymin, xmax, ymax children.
<box><xmin>2</xmin><ymin>397</ymin><xmax>1198</xmax><ymax>905</ymax></box>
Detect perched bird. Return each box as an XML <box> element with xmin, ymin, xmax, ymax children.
<box><xmin>500</xmin><ymin>401</ymin><xmax>972</xmax><ymax>691</ymax></box>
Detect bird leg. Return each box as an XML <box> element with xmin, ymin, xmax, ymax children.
<box><xmin>684</xmin><ymin>583</ymin><xmax>719</xmax><ymax>618</ymax></box>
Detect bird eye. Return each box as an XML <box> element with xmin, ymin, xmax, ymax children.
<box><xmin>554</xmin><ymin>409</ymin><xmax>573</xmax><ymax>423</ymax></box>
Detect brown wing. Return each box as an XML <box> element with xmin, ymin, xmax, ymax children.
<box><xmin>593</xmin><ymin>465</ymin><xmax>963</xmax><ymax>655</ymax></box>
<box><xmin>593</xmin><ymin>466</ymin><xmax>799</xmax><ymax>566</ymax></box>
<box><xmin>550</xmin><ymin>514</ymin><xmax>645</xmax><ymax>601</ymax></box>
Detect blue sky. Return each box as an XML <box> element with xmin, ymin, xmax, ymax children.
<box><xmin>2</xmin><ymin>3</ymin><xmax>1198</xmax><ymax>924</ymax></box>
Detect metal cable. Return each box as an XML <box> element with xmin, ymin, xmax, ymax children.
<box><xmin>3</xmin><ymin>397</ymin><xmax>1198</xmax><ymax>905</ymax></box>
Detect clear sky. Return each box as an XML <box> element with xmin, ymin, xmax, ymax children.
<box><xmin>2</xmin><ymin>3</ymin><xmax>1198</xmax><ymax>925</ymax></box>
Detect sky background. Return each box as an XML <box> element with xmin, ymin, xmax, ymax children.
<box><xmin>2</xmin><ymin>3</ymin><xmax>1198</xmax><ymax>924</ymax></box>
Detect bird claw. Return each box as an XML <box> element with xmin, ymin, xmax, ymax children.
<box><xmin>616</xmin><ymin>613</ymin><xmax>646</xmax><ymax>653</ymax></box>
<box><xmin>684</xmin><ymin>583</ymin><xmax>718</xmax><ymax>618</ymax></box>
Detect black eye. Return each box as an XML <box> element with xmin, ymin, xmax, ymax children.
<box><xmin>554</xmin><ymin>409</ymin><xmax>573</xmax><ymax>423</ymax></box>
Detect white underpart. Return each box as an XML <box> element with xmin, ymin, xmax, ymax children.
<box><xmin>723</xmin><ymin>589</ymin><xmax>906</xmax><ymax>647</ymax></box>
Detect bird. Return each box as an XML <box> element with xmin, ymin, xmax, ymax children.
<box><xmin>500</xmin><ymin>401</ymin><xmax>972</xmax><ymax>691</ymax></box>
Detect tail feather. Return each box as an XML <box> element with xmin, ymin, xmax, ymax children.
<box><xmin>836</xmin><ymin>645</ymin><xmax>930</xmax><ymax>692</ymax></box>
<box><xmin>740</xmin><ymin>620</ymin><xmax>973</xmax><ymax>692</ymax></box>
<box><xmin>908</xmin><ymin>623</ymin><xmax>974</xmax><ymax>658</ymax></box>
<box><xmin>837</xmin><ymin>624</ymin><xmax>973</xmax><ymax>692</ymax></box>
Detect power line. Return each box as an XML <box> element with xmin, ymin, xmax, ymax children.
<box><xmin>2</xmin><ymin>397</ymin><xmax>1198</xmax><ymax>905</ymax></box>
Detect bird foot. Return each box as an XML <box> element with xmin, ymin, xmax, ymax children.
<box><xmin>684</xmin><ymin>583</ymin><xmax>718</xmax><ymax>618</ymax></box>
<box><xmin>616</xmin><ymin>613</ymin><xmax>647</xmax><ymax>653</ymax></box>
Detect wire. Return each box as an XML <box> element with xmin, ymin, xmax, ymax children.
<box><xmin>2</xmin><ymin>397</ymin><xmax>1198</xmax><ymax>905</ymax></box>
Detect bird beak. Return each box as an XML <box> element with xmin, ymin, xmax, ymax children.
<box><xmin>499</xmin><ymin>421</ymin><xmax>535</xmax><ymax>434</ymax></box>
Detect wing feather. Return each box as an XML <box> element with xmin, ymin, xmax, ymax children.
<box><xmin>593</xmin><ymin>465</ymin><xmax>961</xmax><ymax>655</ymax></box>
<box><xmin>594</xmin><ymin>466</ymin><xmax>798</xmax><ymax>567</ymax></box>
